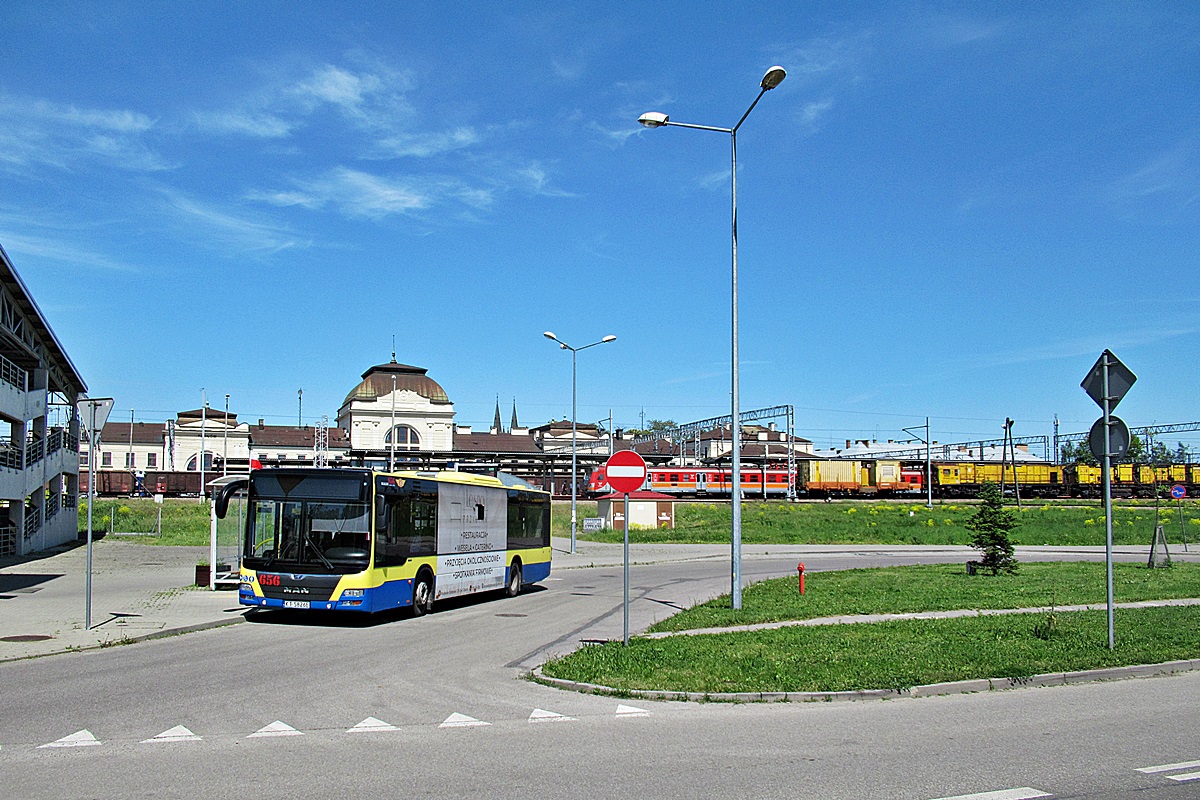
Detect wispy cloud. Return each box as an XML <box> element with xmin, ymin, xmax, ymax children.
<box><xmin>1110</xmin><ymin>144</ymin><xmax>1200</xmax><ymax>209</ymax></box>
<box><xmin>192</xmin><ymin>109</ymin><xmax>293</xmax><ymax>139</ymax></box>
<box><xmin>0</xmin><ymin>93</ymin><xmax>167</xmax><ymax>172</ymax></box>
<box><xmin>372</xmin><ymin>127</ymin><xmax>480</xmax><ymax>158</ymax></box>
<box><xmin>250</xmin><ymin>167</ymin><xmax>431</xmax><ymax>220</ymax></box>
<box><xmin>157</xmin><ymin>187</ymin><xmax>307</xmax><ymax>253</ymax></box>
<box><xmin>0</xmin><ymin>231</ymin><xmax>135</xmax><ymax>272</ymax></box>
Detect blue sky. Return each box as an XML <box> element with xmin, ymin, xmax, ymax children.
<box><xmin>2</xmin><ymin>2</ymin><xmax>1197</xmax><ymax>454</ymax></box>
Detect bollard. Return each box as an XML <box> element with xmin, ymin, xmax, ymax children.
<box><xmin>797</xmin><ymin>562</ymin><xmax>806</xmax><ymax>595</ymax></box>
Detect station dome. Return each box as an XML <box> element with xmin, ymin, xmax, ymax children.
<box><xmin>342</xmin><ymin>361</ymin><xmax>451</xmax><ymax>406</ymax></box>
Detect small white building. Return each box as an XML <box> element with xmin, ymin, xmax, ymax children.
<box><xmin>596</xmin><ymin>491</ymin><xmax>676</xmax><ymax>531</ymax></box>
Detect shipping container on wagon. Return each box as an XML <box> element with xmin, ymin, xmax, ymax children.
<box><xmin>802</xmin><ymin>460</ymin><xmax>861</xmax><ymax>493</ymax></box>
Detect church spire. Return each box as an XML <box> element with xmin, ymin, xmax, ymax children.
<box><xmin>510</xmin><ymin>397</ymin><xmax>519</xmax><ymax>431</ymax></box>
<box><xmin>492</xmin><ymin>395</ymin><xmax>503</xmax><ymax>434</ymax></box>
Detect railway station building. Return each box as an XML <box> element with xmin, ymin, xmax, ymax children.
<box><xmin>0</xmin><ymin>243</ymin><xmax>87</xmax><ymax>557</ymax></box>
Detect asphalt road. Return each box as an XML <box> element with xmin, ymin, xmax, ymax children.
<box><xmin>3</xmin><ymin>550</ymin><xmax>1198</xmax><ymax>799</ymax></box>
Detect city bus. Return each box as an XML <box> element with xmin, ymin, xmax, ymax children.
<box><xmin>214</xmin><ymin>467</ymin><xmax>551</xmax><ymax>614</ymax></box>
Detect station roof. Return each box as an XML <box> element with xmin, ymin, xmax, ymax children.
<box><xmin>342</xmin><ymin>360</ymin><xmax>451</xmax><ymax>407</ymax></box>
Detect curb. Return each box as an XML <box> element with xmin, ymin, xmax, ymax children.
<box><xmin>530</xmin><ymin>659</ymin><xmax>1200</xmax><ymax>703</ymax></box>
<box><xmin>0</xmin><ymin>615</ymin><xmax>248</xmax><ymax>663</ymax></box>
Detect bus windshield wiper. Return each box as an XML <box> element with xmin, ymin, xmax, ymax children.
<box><xmin>304</xmin><ymin>533</ymin><xmax>334</xmax><ymax>570</ymax></box>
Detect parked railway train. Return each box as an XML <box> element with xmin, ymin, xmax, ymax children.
<box><xmin>587</xmin><ymin>460</ymin><xmax>1200</xmax><ymax>499</ymax></box>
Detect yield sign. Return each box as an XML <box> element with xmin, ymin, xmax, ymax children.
<box><xmin>605</xmin><ymin>449</ymin><xmax>647</xmax><ymax>494</ymax></box>
<box><xmin>75</xmin><ymin>397</ymin><xmax>114</xmax><ymax>442</ymax></box>
<box><xmin>1081</xmin><ymin>350</ymin><xmax>1136</xmax><ymax>411</ymax></box>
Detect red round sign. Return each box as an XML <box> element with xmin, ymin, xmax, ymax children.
<box><xmin>604</xmin><ymin>450</ymin><xmax>647</xmax><ymax>494</ymax></box>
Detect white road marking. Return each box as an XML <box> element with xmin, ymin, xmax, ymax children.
<box><xmin>927</xmin><ymin>789</ymin><xmax>1052</xmax><ymax>800</ymax></box>
<box><xmin>347</xmin><ymin>717</ymin><xmax>397</xmax><ymax>733</ymax></box>
<box><xmin>529</xmin><ymin>708</ymin><xmax>575</xmax><ymax>723</ymax></box>
<box><xmin>1136</xmin><ymin>760</ymin><xmax>1200</xmax><ymax>773</ymax></box>
<box><xmin>1166</xmin><ymin>771</ymin><xmax>1200</xmax><ymax>782</ymax></box>
<box><xmin>615</xmin><ymin>704</ymin><xmax>651</xmax><ymax>718</ymax></box>
<box><xmin>39</xmin><ymin>729</ymin><xmax>101</xmax><ymax>749</ymax></box>
<box><xmin>248</xmin><ymin>721</ymin><xmax>303</xmax><ymax>738</ymax></box>
<box><xmin>440</xmin><ymin>712</ymin><xmax>490</xmax><ymax>728</ymax></box>
<box><xmin>140</xmin><ymin>725</ymin><xmax>201</xmax><ymax>743</ymax></box>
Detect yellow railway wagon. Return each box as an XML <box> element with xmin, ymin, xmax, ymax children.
<box><xmin>803</xmin><ymin>459</ymin><xmax>861</xmax><ymax>493</ymax></box>
<box><xmin>935</xmin><ymin>462</ymin><xmax>1063</xmax><ymax>497</ymax></box>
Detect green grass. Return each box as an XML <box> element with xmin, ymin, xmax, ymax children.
<box><xmin>541</xmin><ymin>606</ymin><xmax>1200</xmax><ymax>694</ymax></box>
<box><xmin>78</xmin><ymin>498</ymin><xmax>214</xmax><ymax>546</ymax></box>
<box><xmin>578</xmin><ymin>500</ymin><xmax>1200</xmax><ymax>547</ymax></box>
<box><xmin>649</xmin><ymin>561</ymin><xmax>1200</xmax><ymax>632</ymax></box>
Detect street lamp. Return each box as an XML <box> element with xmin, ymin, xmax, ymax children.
<box><xmin>223</xmin><ymin>394</ymin><xmax>230</xmax><ymax>477</ymax></box>
<box><xmin>903</xmin><ymin>417</ymin><xmax>933</xmax><ymax>509</ymax></box>
<box><xmin>543</xmin><ymin>331</ymin><xmax>617</xmax><ymax>554</ymax></box>
<box><xmin>638</xmin><ymin>65</ymin><xmax>786</xmax><ymax>610</ymax></box>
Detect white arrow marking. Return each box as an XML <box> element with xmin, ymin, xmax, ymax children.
<box><xmin>140</xmin><ymin>725</ymin><xmax>201</xmax><ymax>743</ymax></box>
<box><xmin>348</xmin><ymin>717</ymin><xmax>398</xmax><ymax>733</ymax></box>
<box><xmin>926</xmin><ymin>789</ymin><xmax>1052</xmax><ymax>800</ymax></box>
<box><xmin>439</xmin><ymin>712</ymin><xmax>490</xmax><ymax>728</ymax></box>
<box><xmin>615</xmin><ymin>704</ymin><xmax>651</xmax><ymax>718</ymax></box>
<box><xmin>529</xmin><ymin>708</ymin><xmax>576</xmax><ymax>723</ymax></box>
<box><xmin>39</xmin><ymin>729</ymin><xmax>101</xmax><ymax>748</ymax></box>
<box><xmin>248</xmin><ymin>720</ymin><xmax>303</xmax><ymax>738</ymax></box>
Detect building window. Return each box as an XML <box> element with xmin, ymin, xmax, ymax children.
<box><xmin>185</xmin><ymin>452</ymin><xmax>215</xmax><ymax>471</ymax></box>
<box><xmin>80</xmin><ymin>452</ymin><xmax>89</xmax><ymax>467</ymax></box>
<box><xmin>147</xmin><ymin>453</ymin><xmax>157</xmax><ymax>468</ymax></box>
<box><xmin>126</xmin><ymin>452</ymin><xmax>136</xmax><ymax>468</ymax></box>
<box><xmin>384</xmin><ymin>425</ymin><xmax>421</xmax><ymax>451</ymax></box>
<box><xmin>101</xmin><ymin>452</ymin><xmax>112</xmax><ymax>468</ymax></box>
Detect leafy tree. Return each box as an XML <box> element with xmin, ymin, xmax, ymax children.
<box><xmin>627</xmin><ymin>419</ymin><xmax>678</xmax><ymax>437</ymax></box>
<box><xmin>1125</xmin><ymin>434</ymin><xmax>1145</xmax><ymax>463</ymax></box>
<box><xmin>966</xmin><ymin>482</ymin><xmax>1019</xmax><ymax>575</ymax></box>
<box><xmin>1176</xmin><ymin>442</ymin><xmax>1192</xmax><ymax>463</ymax></box>
<box><xmin>1061</xmin><ymin>440</ymin><xmax>1096</xmax><ymax>465</ymax></box>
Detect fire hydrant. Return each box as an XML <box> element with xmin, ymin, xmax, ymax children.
<box><xmin>797</xmin><ymin>562</ymin><xmax>806</xmax><ymax>595</ymax></box>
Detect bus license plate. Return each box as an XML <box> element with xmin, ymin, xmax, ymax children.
<box><xmin>283</xmin><ymin>600</ymin><xmax>309</xmax><ymax>609</ymax></box>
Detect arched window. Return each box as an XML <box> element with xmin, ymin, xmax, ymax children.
<box><xmin>384</xmin><ymin>425</ymin><xmax>421</xmax><ymax>451</ymax></box>
<box><xmin>186</xmin><ymin>452</ymin><xmax>218</xmax><ymax>471</ymax></box>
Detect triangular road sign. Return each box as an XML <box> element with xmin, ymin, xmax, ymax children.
<box><xmin>76</xmin><ymin>397</ymin><xmax>115</xmax><ymax>441</ymax></box>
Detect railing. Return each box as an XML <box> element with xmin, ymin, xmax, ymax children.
<box><xmin>25</xmin><ymin>437</ymin><xmax>43</xmax><ymax>467</ymax></box>
<box><xmin>0</xmin><ymin>352</ymin><xmax>27</xmax><ymax>392</ymax></box>
<box><xmin>62</xmin><ymin>493</ymin><xmax>76</xmax><ymax>509</ymax></box>
<box><xmin>23</xmin><ymin>510</ymin><xmax>40</xmax><ymax>540</ymax></box>
<box><xmin>46</xmin><ymin>493</ymin><xmax>60</xmax><ymax>520</ymax></box>
<box><xmin>0</xmin><ymin>439</ymin><xmax>21</xmax><ymax>470</ymax></box>
<box><xmin>0</xmin><ymin>524</ymin><xmax>14</xmax><ymax>557</ymax></box>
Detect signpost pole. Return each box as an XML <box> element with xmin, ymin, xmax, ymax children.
<box><xmin>1102</xmin><ymin>353</ymin><xmax>1114</xmax><ymax>651</ymax></box>
<box><xmin>86</xmin><ymin>404</ymin><xmax>96</xmax><ymax>631</ymax></box>
<box><xmin>623</xmin><ymin>491</ymin><xmax>630</xmax><ymax>646</ymax></box>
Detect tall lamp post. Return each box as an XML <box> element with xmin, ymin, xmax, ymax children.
<box><xmin>543</xmin><ymin>331</ymin><xmax>617</xmax><ymax>554</ymax></box>
<box><xmin>223</xmin><ymin>393</ymin><xmax>230</xmax><ymax>477</ymax></box>
<box><xmin>638</xmin><ymin>65</ymin><xmax>786</xmax><ymax>610</ymax></box>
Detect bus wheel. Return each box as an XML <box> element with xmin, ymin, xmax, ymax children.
<box><xmin>412</xmin><ymin>572</ymin><xmax>434</xmax><ymax>617</ymax></box>
<box><xmin>505</xmin><ymin>562</ymin><xmax>522</xmax><ymax>598</ymax></box>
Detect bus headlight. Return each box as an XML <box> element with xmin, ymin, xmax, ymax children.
<box><xmin>341</xmin><ymin>589</ymin><xmax>365</xmax><ymax>598</ymax></box>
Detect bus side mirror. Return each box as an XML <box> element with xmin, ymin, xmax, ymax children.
<box><xmin>215</xmin><ymin>478</ymin><xmax>249</xmax><ymax>519</ymax></box>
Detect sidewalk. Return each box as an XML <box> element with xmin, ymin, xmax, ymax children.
<box><xmin>0</xmin><ymin>536</ymin><xmax>1193</xmax><ymax>662</ymax></box>
<box><xmin>0</xmin><ymin>540</ymin><xmax>245</xmax><ymax>662</ymax></box>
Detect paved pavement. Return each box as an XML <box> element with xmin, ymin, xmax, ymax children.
<box><xmin>0</xmin><ymin>535</ymin><xmax>1194</xmax><ymax>662</ymax></box>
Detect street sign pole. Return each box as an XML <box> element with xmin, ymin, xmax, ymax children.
<box><xmin>1081</xmin><ymin>350</ymin><xmax>1134</xmax><ymax>652</ymax></box>
<box><xmin>1102</xmin><ymin>354</ymin><xmax>1114</xmax><ymax>651</ymax></box>
<box><xmin>623</xmin><ymin>491</ymin><xmax>630</xmax><ymax>646</ymax></box>
<box><xmin>86</xmin><ymin>406</ymin><xmax>95</xmax><ymax>631</ymax></box>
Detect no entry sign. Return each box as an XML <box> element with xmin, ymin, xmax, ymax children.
<box><xmin>605</xmin><ymin>450</ymin><xmax>647</xmax><ymax>494</ymax></box>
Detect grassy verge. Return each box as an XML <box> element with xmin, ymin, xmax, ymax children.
<box><xmin>649</xmin><ymin>561</ymin><xmax>1200</xmax><ymax>632</ymax></box>
<box><xmin>540</xmin><ymin>606</ymin><xmax>1200</xmax><ymax>694</ymax></box>
<box><xmin>78</xmin><ymin>498</ymin><xmax>214</xmax><ymax>546</ymax></box>
<box><xmin>579</xmin><ymin>500</ymin><xmax>1200</xmax><ymax>547</ymax></box>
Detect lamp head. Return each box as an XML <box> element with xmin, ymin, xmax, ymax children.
<box><xmin>601</xmin><ymin>335</ymin><xmax>617</xmax><ymax>343</ymax></box>
<box><xmin>761</xmin><ymin>66</ymin><xmax>787</xmax><ymax>90</ymax></box>
<box><xmin>638</xmin><ymin>112</ymin><xmax>669</xmax><ymax>128</ymax></box>
<box><xmin>543</xmin><ymin>331</ymin><xmax>557</xmax><ymax>341</ymax></box>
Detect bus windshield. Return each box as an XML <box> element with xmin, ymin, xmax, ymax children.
<box><xmin>243</xmin><ymin>472</ymin><xmax>371</xmax><ymax>574</ymax></box>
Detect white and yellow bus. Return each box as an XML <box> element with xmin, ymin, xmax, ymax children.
<box><xmin>215</xmin><ymin>468</ymin><xmax>551</xmax><ymax>614</ymax></box>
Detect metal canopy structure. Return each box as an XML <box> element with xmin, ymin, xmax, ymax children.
<box><xmin>634</xmin><ymin>405</ymin><xmax>798</xmax><ymax>500</ymax></box>
<box><xmin>1056</xmin><ymin>420</ymin><xmax>1200</xmax><ymax>460</ymax></box>
<box><xmin>858</xmin><ymin>434</ymin><xmax>1052</xmax><ymax>462</ymax></box>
